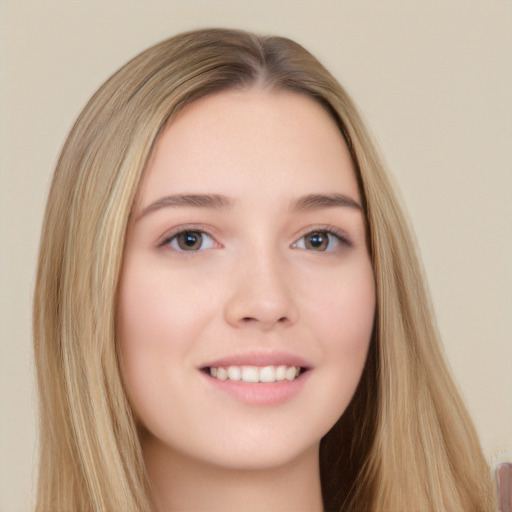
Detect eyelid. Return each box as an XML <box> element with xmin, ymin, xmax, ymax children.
<box><xmin>291</xmin><ymin>226</ymin><xmax>352</xmax><ymax>251</ymax></box>
<box><xmin>158</xmin><ymin>224</ymin><xmax>221</xmax><ymax>251</ymax></box>
<box><xmin>157</xmin><ymin>223</ymin><xmax>352</xmax><ymax>252</ymax></box>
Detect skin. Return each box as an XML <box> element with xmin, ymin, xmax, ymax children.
<box><xmin>117</xmin><ymin>89</ymin><xmax>375</xmax><ymax>511</ymax></box>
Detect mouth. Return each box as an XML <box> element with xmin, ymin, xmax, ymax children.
<box><xmin>201</xmin><ymin>365</ymin><xmax>308</xmax><ymax>383</ymax></box>
<box><xmin>199</xmin><ymin>355</ymin><xmax>312</xmax><ymax>405</ymax></box>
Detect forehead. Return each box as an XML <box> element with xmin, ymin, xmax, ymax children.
<box><xmin>137</xmin><ymin>89</ymin><xmax>359</xmax><ymax>207</ymax></box>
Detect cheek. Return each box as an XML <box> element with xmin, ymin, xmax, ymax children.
<box><xmin>310</xmin><ymin>258</ymin><xmax>375</xmax><ymax>349</ymax></box>
<box><xmin>116</xmin><ymin>258</ymin><xmax>216</xmax><ymax>419</ymax></box>
<box><xmin>304</xmin><ymin>259</ymin><xmax>375</xmax><ymax>416</ymax></box>
<box><xmin>118</xmin><ymin>255</ymin><xmax>216</xmax><ymax>351</ymax></box>
<box><xmin>118</xmin><ymin>273</ymin><xmax>186</xmax><ymax>363</ymax></box>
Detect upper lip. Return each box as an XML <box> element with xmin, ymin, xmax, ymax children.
<box><xmin>200</xmin><ymin>350</ymin><xmax>312</xmax><ymax>370</ymax></box>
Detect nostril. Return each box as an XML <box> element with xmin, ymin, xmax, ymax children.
<box><xmin>239</xmin><ymin>316</ymin><xmax>289</xmax><ymax>327</ymax></box>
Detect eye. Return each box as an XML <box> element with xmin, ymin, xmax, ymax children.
<box><xmin>292</xmin><ymin>230</ymin><xmax>347</xmax><ymax>252</ymax></box>
<box><xmin>164</xmin><ymin>230</ymin><xmax>216</xmax><ymax>252</ymax></box>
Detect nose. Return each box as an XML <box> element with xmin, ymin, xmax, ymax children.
<box><xmin>224</xmin><ymin>251</ymin><xmax>299</xmax><ymax>331</ymax></box>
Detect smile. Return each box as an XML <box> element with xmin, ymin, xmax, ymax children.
<box><xmin>206</xmin><ymin>365</ymin><xmax>304</xmax><ymax>383</ymax></box>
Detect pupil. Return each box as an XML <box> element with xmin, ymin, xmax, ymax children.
<box><xmin>184</xmin><ymin>234</ymin><xmax>197</xmax><ymax>246</ymax></box>
<box><xmin>307</xmin><ymin>232</ymin><xmax>327</xmax><ymax>250</ymax></box>
<box><xmin>180</xmin><ymin>232</ymin><xmax>201</xmax><ymax>250</ymax></box>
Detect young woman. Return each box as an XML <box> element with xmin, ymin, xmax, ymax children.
<box><xmin>33</xmin><ymin>28</ymin><xmax>496</xmax><ymax>511</ymax></box>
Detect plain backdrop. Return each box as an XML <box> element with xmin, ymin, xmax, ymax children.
<box><xmin>1</xmin><ymin>1</ymin><xmax>511</xmax><ymax>510</ymax></box>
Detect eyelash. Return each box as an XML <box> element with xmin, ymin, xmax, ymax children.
<box><xmin>159</xmin><ymin>226</ymin><xmax>352</xmax><ymax>253</ymax></box>
<box><xmin>292</xmin><ymin>227</ymin><xmax>352</xmax><ymax>252</ymax></box>
<box><xmin>159</xmin><ymin>226</ymin><xmax>218</xmax><ymax>253</ymax></box>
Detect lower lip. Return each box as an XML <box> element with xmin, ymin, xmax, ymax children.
<box><xmin>201</xmin><ymin>371</ymin><xmax>311</xmax><ymax>406</ymax></box>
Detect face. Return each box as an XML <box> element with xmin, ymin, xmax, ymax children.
<box><xmin>117</xmin><ymin>89</ymin><xmax>375</xmax><ymax>471</ymax></box>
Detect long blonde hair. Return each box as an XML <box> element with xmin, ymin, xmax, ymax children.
<box><xmin>33</xmin><ymin>28</ymin><xmax>495</xmax><ymax>511</ymax></box>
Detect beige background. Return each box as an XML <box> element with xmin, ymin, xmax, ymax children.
<box><xmin>1</xmin><ymin>1</ymin><xmax>511</xmax><ymax>510</ymax></box>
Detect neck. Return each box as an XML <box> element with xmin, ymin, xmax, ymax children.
<box><xmin>144</xmin><ymin>437</ymin><xmax>324</xmax><ymax>512</ymax></box>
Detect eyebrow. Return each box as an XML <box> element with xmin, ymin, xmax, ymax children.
<box><xmin>136</xmin><ymin>191</ymin><xmax>362</xmax><ymax>221</ymax></box>
<box><xmin>291</xmin><ymin>193</ymin><xmax>362</xmax><ymax>211</ymax></box>
<box><xmin>136</xmin><ymin>194</ymin><xmax>234</xmax><ymax>220</ymax></box>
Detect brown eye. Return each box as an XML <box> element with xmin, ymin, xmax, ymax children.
<box><xmin>304</xmin><ymin>232</ymin><xmax>329</xmax><ymax>251</ymax></box>
<box><xmin>177</xmin><ymin>232</ymin><xmax>203</xmax><ymax>250</ymax></box>
<box><xmin>293</xmin><ymin>229</ymin><xmax>348</xmax><ymax>252</ymax></box>
<box><xmin>166</xmin><ymin>230</ymin><xmax>215</xmax><ymax>252</ymax></box>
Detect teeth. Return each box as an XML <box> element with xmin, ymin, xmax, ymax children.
<box><xmin>259</xmin><ymin>366</ymin><xmax>275</xmax><ymax>383</ymax></box>
<box><xmin>216</xmin><ymin>367</ymin><xmax>228</xmax><ymax>381</ymax></box>
<box><xmin>227</xmin><ymin>366</ymin><xmax>241</xmax><ymax>381</ymax></box>
<box><xmin>208</xmin><ymin>365</ymin><xmax>302</xmax><ymax>383</ymax></box>
<box><xmin>275</xmin><ymin>365</ymin><xmax>287</xmax><ymax>381</ymax></box>
<box><xmin>286</xmin><ymin>366</ymin><xmax>298</xmax><ymax>381</ymax></box>
<box><xmin>241</xmin><ymin>366</ymin><xmax>259</xmax><ymax>382</ymax></box>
